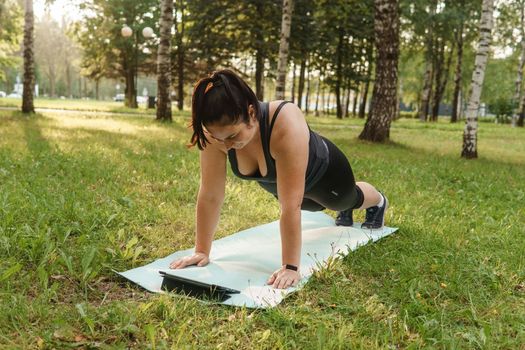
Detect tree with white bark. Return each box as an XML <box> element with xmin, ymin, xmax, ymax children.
<box><xmin>461</xmin><ymin>0</ymin><xmax>494</xmax><ymax>159</ymax></box>
<box><xmin>510</xmin><ymin>0</ymin><xmax>525</xmax><ymax>127</ymax></box>
<box><xmin>275</xmin><ymin>0</ymin><xmax>294</xmax><ymax>100</ymax></box>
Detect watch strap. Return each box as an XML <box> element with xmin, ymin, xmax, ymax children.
<box><xmin>284</xmin><ymin>264</ymin><xmax>298</xmax><ymax>271</ymax></box>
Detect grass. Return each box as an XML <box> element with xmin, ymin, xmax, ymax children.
<box><xmin>0</xmin><ymin>97</ymin><xmax>164</xmax><ymax>116</ymax></box>
<box><xmin>0</xmin><ymin>107</ymin><xmax>524</xmax><ymax>349</ymax></box>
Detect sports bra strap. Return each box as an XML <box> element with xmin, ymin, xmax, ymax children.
<box><xmin>269</xmin><ymin>101</ymin><xmax>292</xmax><ymax>135</ymax></box>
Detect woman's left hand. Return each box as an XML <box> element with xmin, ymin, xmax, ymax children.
<box><xmin>267</xmin><ymin>266</ymin><xmax>301</xmax><ymax>289</ymax></box>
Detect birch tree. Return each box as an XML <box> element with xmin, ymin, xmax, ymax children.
<box><xmin>461</xmin><ymin>0</ymin><xmax>494</xmax><ymax>159</ymax></box>
<box><xmin>417</xmin><ymin>1</ymin><xmax>436</xmax><ymax>122</ymax></box>
<box><xmin>22</xmin><ymin>0</ymin><xmax>34</xmax><ymax>113</ymax></box>
<box><xmin>275</xmin><ymin>0</ymin><xmax>294</xmax><ymax>100</ymax></box>
<box><xmin>512</xmin><ymin>1</ymin><xmax>525</xmax><ymax>128</ymax></box>
<box><xmin>359</xmin><ymin>0</ymin><xmax>399</xmax><ymax>142</ymax></box>
<box><xmin>156</xmin><ymin>0</ymin><xmax>173</xmax><ymax>122</ymax></box>
<box><xmin>174</xmin><ymin>0</ymin><xmax>185</xmax><ymax>111</ymax></box>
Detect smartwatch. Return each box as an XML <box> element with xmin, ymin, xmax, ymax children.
<box><xmin>284</xmin><ymin>264</ymin><xmax>298</xmax><ymax>271</ymax></box>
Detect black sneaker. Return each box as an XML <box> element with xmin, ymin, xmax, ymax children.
<box><xmin>335</xmin><ymin>208</ymin><xmax>353</xmax><ymax>226</ymax></box>
<box><xmin>361</xmin><ymin>193</ymin><xmax>388</xmax><ymax>229</ymax></box>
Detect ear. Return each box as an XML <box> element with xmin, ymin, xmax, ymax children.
<box><xmin>248</xmin><ymin>104</ymin><xmax>256</xmax><ymax>121</ymax></box>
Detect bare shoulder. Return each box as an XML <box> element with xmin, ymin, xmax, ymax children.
<box><xmin>268</xmin><ymin>101</ymin><xmax>309</xmax><ymax>157</ymax></box>
<box><xmin>268</xmin><ymin>100</ymin><xmax>307</xmax><ymax>133</ymax></box>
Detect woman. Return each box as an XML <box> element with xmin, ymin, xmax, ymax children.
<box><xmin>170</xmin><ymin>69</ymin><xmax>388</xmax><ymax>290</ymax></box>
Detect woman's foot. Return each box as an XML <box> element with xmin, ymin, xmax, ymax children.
<box><xmin>361</xmin><ymin>193</ymin><xmax>388</xmax><ymax>229</ymax></box>
<box><xmin>335</xmin><ymin>208</ymin><xmax>353</xmax><ymax>226</ymax></box>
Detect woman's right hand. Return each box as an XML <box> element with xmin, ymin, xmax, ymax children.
<box><xmin>169</xmin><ymin>252</ymin><xmax>209</xmax><ymax>269</ymax></box>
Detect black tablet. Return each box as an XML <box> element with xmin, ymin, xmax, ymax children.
<box><xmin>159</xmin><ymin>271</ymin><xmax>240</xmax><ymax>301</ymax></box>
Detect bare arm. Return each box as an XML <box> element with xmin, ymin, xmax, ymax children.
<box><xmin>267</xmin><ymin>103</ymin><xmax>310</xmax><ymax>288</ymax></box>
<box><xmin>170</xmin><ymin>141</ymin><xmax>227</xmax><ymax>269</ymax></box>
<box><xmin>194</xmin><ymin>144</ymin><xmax>227</xmax><ymax>255</ymax></box>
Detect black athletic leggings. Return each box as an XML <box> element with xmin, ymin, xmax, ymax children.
<box><xmin>300</xmin><ymin>137</ymin><xmax>364</xmax><ymax>212</ymax></box>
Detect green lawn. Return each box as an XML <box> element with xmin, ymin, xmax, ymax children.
<box><xmin>0</xmin><ymin>97</ymin><xmax>166</xmax><ymax>116</ymax></box>
<box><xmin>0</xmin><ymin>108</ymin><xmax>524</xmax><ymax>349</ymax></box>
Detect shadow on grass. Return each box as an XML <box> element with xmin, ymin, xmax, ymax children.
<box><xmin>330</xmin><ymin>132</ymin><xmax>524</xmax><ymax>170</ymax></box>
<box><xmin>20</xmin><ymin>113</ymin><xmax>55</xmax><ymax>157</ymax></box>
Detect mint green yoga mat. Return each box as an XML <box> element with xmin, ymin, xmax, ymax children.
<box><xmin>117</xmin><ymin>211</ymin><xmax>397</xmax><ymax>308</ymax></box>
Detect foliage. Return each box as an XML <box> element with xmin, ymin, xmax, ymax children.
<box><xmin>34</xmin><ymin>12</ymin><xmax>80</xmax><ymax>98</ymax></box>
<box><xmin>488</xmin><ymin>97</ymin><xmax>513</xmax><ymax>123</ymax></box>
<box><xmin>494</xmin><ymin>0</ymin><xmax>524</xmax><ymax>51</ymax></box>
<box><xmin>399</xmin><ymin>0</ymin><xmax>483</xmax><ymax>111</ymax></box>
<box><xmin>289</xmin><ymin>0</ymin><xmax>318</xmax><ymax>62</ymax></box>
<box><xmin>183</xmin><ymin>0</ymin><xmax>281</xmax><ymax>74</ymax></box>
<box><xmin>0</xmin><ymin>0</ymin><xmax>23</xmax><ymax>81</ymax></box>
<box><xmin>74</xmin><ymin>0</ymin><xmax>160</xmax><ymax>106</ymax></box>
<box><xmin>482</xmin><ymin>54</ymin><xmax>519</xmax><ymax>108</ymax></box>
<box><xmin>313</xmin><ymin>0</ymin><xmax>374</xmax><ymax>92</ymax></box>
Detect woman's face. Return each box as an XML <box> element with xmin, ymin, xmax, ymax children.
<box><xmin>205</xmin><ymin>119</ymin><xmax>257</xmax><ymax>150</ymax></box>
<box><xmin>204</xmin><ymin>106</ymin><xmax>258</xmax><ymax>150</ymax></box>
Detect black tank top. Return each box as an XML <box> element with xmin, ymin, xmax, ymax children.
<box><xmin>227</xmin><ymin>101</ymin><xmax>329</xmax><ymax>195</ymax></box>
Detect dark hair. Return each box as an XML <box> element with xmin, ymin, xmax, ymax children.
<box><xmin>190</xmin><ymin>69</ymin><xmax>260</xmax><ymax>150</ymax></box>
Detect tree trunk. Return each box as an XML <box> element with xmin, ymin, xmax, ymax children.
<box><xmin>430</xmin><ymin>38</ymin><xmax>444</xmax><ymax>121</ymax></box>
<box><xmin>314</xmin><ymin>73</ymin><xmax>321</xmax><ymax>116</ymax></box>
<box><xmin>156</xmin><ymin>0</ymin><xmax>173</xmax><ymax>122</ymax></box>
<box><xmin>451</xmin><ymin>21</ymin><xmax>464</xmax><ymax>123</ymax></box>
<box><xmin>359</xmin><ymin>77</ymin><xmax>371</xmax><ymax>119</ymax></box>
<box><xmin>275</xmin><ymin>0</ymin><xmax>293</xmax><ymax>100</ymax></box>
<box><xmin>22</xmin><ymin>0</ymin><xmax>35</xmax><ymax>113</ymax></box>
<box><xmin>322</xmin><ymin>88</ymin><xmax>327</xmax><ymax>114</ymax></box>
<box><xmin>255</xmin><ymin>50</ymin><xmax>264</xmax><ymax>100</ymax></box>
<box><xmin>417</xmin><ymin>2</ymin><xmax>436</xmax><ymax>122</ymax></box>
<box><xmin>359</xmin><ymin>59</ymin><xmax>372</xmax><ymax>119</ymax></box>
<box><xmin>343</xmin><ymin>86</ymin><xmax>351</xmax><ymax>118</ymax></box>
<box><xmin>95</xmin><ymin>79</ymin><xmax>100</xmax><ymax>100</ymax></box>
<box><xmin>335</xmin><ymin>28</ymin><xmax>344</xmax><ymax>119</ymax></box>
<box><xmin>321</xmin><ymin>86</ymin><xmax>330</xmax><ymax>114</ymax></box>
<box><xmin>352</xmin><ymin>88</ymin><xmax>359</xmax><ymax>116</ymax></box>
<box><xmin>291</xmin><ymin>61</ymin><xmax>296</xmax><ymax>102</ymax></box>
<box><xmin>461</xmin><ymin>0</ymin><xmax>494</xmax><ymax>159</ymax></box>
<box><xmin>49</xmin><ymin>66</ymin><xmax>56</xmax><ymax>98</ymax></box>
<box><xmin>519</xmin><ymin>82</ymin><xmax>525</xmax><ymax>126</ymax></box>
<box><xmin>83</xmin><ymin>77</ymin><xmax>88</xmax><ymax>98</ymax></box>
<box><xmin>418</xmin><ymin>58</ymin><xmax>433</xmax><ymax>122</ymax></box>
<box><xmin>242</xmin><ymin>57</ymin><xmax>248</xmax><ymax>76</ymax></box>
<box><xmin>305</xmin><ymin>59</ymin><xmax>311</xmax><ymax>113</ymax></box>
<box><xmin>512</xmin><ymin>2</ymin><xmax>525</xmax><ymax>127</ymax></box>
<box><xmin>432</xmin><ymin>39</ymin><xmax>454</xmax><ymax>121</ymax></box>
<box><xmin>359</xmin><ymin>0</ymin><xmax>399</xmax><ymax>142</ymax></box>
<box><xmin>176</xmin><ymin>0</ymin><xmax>185</xmax><ymax>111</ymax></box>
<box><xmin>66</xmin><ymin>63</ymin><xmax>72</xmax><ymax>98</ymax></box>
<box><xmin>125</xmin><ymin>65</ymin><xmax>137</xmax><ymax>108</ymax></box>
<box><xmin>297</xmin><ymin>58</ymin><xmax>306</xmax><ymax>108</ymax></box>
